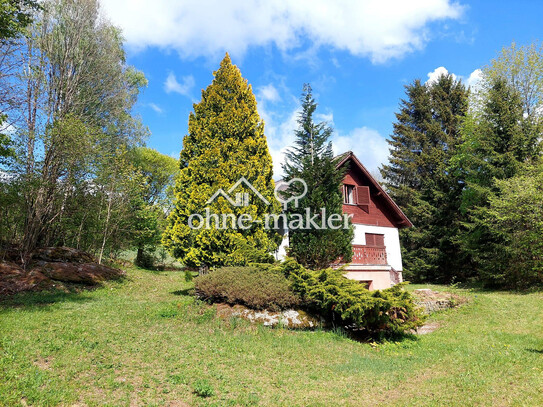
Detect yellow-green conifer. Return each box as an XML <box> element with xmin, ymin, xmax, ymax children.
<box><xmin>163</xmin><ymin>54</ymin><xmax>280</xmax><ymax>268</ymax></box>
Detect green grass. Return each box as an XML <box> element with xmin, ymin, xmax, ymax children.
<box><xmin>1</xmin><ymin>267</ymin><xmax>542</xmax><ymax>406</ymax></box>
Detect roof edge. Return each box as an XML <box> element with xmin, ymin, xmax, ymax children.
<box><xmin>336</xmin><ymin>151</ymin><xmax>413</xmax><ymax>228</ymax></box>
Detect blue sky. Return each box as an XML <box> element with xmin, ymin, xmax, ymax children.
<box><xmin>100</xmin><ymin>0</ymin><xmax>542</xmax><ymax>178</ymax></box>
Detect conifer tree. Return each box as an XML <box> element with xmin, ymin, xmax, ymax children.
<box><xmin>163</xmin><ymin>54</ymin><xmax>280</xmax><ymax>269</ymax></box>
<box><xmin>282</xmin><ymin>84</ymin><xmax>353</xmax><ymax>269</ymax></box>
<box><xmin>381</xmin><ymin>74</ymin><xmax>469</xmax><ymax>282</ymax></box>
<box><xmin>453</xmin><ymin>76</ymin><xmax>542</xmax><ymax>282</ymax></box>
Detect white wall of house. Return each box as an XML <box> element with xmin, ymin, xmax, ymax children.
<box><xmin>352</xmin><ymin>224</ymin><xmax>403</xmax><ymax>271</ymax></box>
<box><xmin>275</xmin><ymin>233</ymin><xmax>289</xmax><ymax>261</ymax></box>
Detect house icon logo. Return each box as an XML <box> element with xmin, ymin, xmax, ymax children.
<box><xmin>206</xmin><ymin>176</ymin><xmax>308</xmax><ymax>209</ymax></box>
<box><xmin>206</xmin><ymin>177</ymin><xmax>271</xmax><ymax>207</ymax></box>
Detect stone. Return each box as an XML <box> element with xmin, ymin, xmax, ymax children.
<box><xmin>216</xmin><ymin>303</ymin><xmax>322</xmax><ymax>329</ymax></box>
<box><xmin>32</xmin><ymin>247</ymin><xmax>96</xmax><ymax>264</ymax></box>
<box><xmin>37</xmin><ymin>261</ymin><xmax>125</xmax><ymax>285</ymax></box>
<box><xmin>0</xmin><ymin>262</ymin><xmax>52</xmax><ymax>295</ymax></box>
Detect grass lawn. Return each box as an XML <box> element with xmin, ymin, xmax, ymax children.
<box><xmin>1</xmin><ymin>267</ymin><xmax>542</xmax><ymax>406</ymax></box>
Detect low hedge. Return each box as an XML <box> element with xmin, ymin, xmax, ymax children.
<box><xmin>194</xmin><ymin>260</ymin><xmax>425</xmax><ymax>336</ymax></box>
<box><xmin>281</xmin><ymin>259</ymin><xmax>425</xmax><ymax>336</ymax></box>
<box><xmin>194</xmin><ymin>266</ymin><xmax>301</xmax><ymax>311</ymax></box>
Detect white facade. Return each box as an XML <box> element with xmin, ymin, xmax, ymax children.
<box><xmin>351</xmin><ymin>223</ymin><xmax>403</xmax><ymax>271</ymax></box>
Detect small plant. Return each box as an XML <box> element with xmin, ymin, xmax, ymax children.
<box><xmin>195</xmin><ymin>307</ymin><xmax>216</xmax><ymax>324</ymax></box>
<box><xmin>184</xmin><ymin>269</ymin><xmax>193</xmax><ymax>282</ymax></box>
<box><xmin>157</xmin><ymin>308</ymin><xmax>178</xmax><ymax>318</ymax></box>
<box><xmin>193</xmin><ymin>379</ymin><xmax>214</xmax><ymax>398</ymax></box>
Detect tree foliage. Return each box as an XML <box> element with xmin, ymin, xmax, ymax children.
<box><xmin>381</xmin><ymin>74</ymin><xmax>469</xmax><ymax>282</ymax></box>
<box><xmin>163</xmin><ymin>54</ymin><xmax>280</xmax><ymax>269</ymax></box>
<box><xmin>0</xmin><ymin>0</ymin><xmax>39</xmax><ymax>40</ymax></box>
<box><xmin>281</xmin><ymin>259</ymin><xmax>425</xmax><ymax>336</ymax></box>
<box><xmin>471</xmin><ymin>161</ymin><xmax>543</xmax><ymax>288</ymax></box>
<box><xmin>129</xmin><ymin>147</ymin><xmax>178</xmax><ymax>266</ymax></box>
<box><xmin>452</xmin><ymin>75</ymin><xmax>542</xmax><ymax>285</ymax></box>
<box><xmin>282</xmin><ymin>84</ymin><xmax>353</xmax><ymax>269</ymax></box>
<box><xmin>0</xmin><ymin>0</ymin><xmax>150</xmax><ymax>264</ymax></box>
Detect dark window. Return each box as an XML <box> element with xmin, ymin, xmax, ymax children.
<box><xmin>344</xmin><ymin>184</ymin><xmax>355</xmax><ymax>204</ymax></box>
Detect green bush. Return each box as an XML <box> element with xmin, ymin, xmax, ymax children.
<box><xmin>194</xmin><ymin>266</ymin><xmax>301</xmax><ymax>311</ymax></box>
<box><xmin>282</xmin><ymin>258</ymin><xmax>425</xmax><ymax>336</ymax></box>
<box><xmin>193</xmin><ymin>379</ymin><xmax>214</xmax><ymax>397</ymax></box>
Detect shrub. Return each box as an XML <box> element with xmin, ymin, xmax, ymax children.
<box><xmin>194</xmin><ymin>266</ymin><xmax>301</xmax><ymax>311</ymax></box>
<box><xmin>135</xmin><ymin>249</ymin><xmax>156</xmax><ymax>269</ymax></box>
<box><xmin>193</xmin><ymin>379</ymin><xmax>214</xmax><ymax>397</ymax></box>
<box><xmin>184</xmin><ymin>269</ymin><xmax>193</xmax><ymax>282</ymax></box>
<box><xmin>282</xmin><ymin>258</ymin><xmax>425</xmax><ymax>336</ymax></box>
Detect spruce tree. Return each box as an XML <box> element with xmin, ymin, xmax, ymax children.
<box><xmin>381</xmin><ymin>74</ymin><xmax>469</xmax><ymax>283</ymax></box>
<box><xmin>163</xmin><ymin>54</ymin><xmax>280</xmax><ymax>269</ymax></box>
<box><xmin>282</xmin><ymin>84</ymin><xmax>353</xmax><ymax>269</ymax></box>
<box><xmin>454</xmin><ymin>76</ymin><xmax>542</xmax><ymax>283</ymax></box>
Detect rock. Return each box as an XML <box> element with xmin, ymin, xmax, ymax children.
<box><xmin>412</xmin><ymin>288</ymin><xmax>466</xmax><ymax>314</ymax></box>
<box><xmin>37</xmin><ymin>261</ymin><xmax>125</xmax><ymax>285</ymax></box>
<box><xmin>32</xmin><ymin>247</ymin><xmax>96</xmax><ymax>264</ymax></box>
<box><xmin>216</xmin><ymin>303</ymin><xmax>322</xmax><ymax>329</ymax></box>
<box><xmin>0</xmin><ymin>262</ymin><xmax>52</xmax><ymax>295</ymax></box>
<box><xmin>413</xmin><ymin>288</ymin><xmax>436</xmax><ymax>296</ymax></box>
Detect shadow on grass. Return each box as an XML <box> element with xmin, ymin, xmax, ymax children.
<box><xmin>526</xmin><ymin>348</ymin><xmax>543</xmax><ymax>354</ymax></box>
<box><xmin>0</xmin><ymin>288</ymin><xmax>94</xmax><ymax>309</ymax></box>
<box><xmin>171</xmin><ymin>288</ymin><xmax>194</xmax><ymax>297</ymax></box>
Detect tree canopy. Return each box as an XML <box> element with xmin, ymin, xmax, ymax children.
<box><xmin>163</xmin><ymin>54</ymin><xmax>280</xmax><ymax>269</ymax></box>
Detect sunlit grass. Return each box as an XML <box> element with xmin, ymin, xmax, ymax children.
<box><xmin>1</xmin><ymin>267</ymin><xmax>542</xmax><ymax>406</ymax></box>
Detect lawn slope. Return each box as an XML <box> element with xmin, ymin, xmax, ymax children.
<box><xmin>1</xmin><ymin>268</ymin><xmax>542</xmax><ymax>406</ymax></box>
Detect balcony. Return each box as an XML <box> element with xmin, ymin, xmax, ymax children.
<box><xmin>351</xmin><ymin>245</ymin><xmax>388</xmax><ymax>265</ymax></box>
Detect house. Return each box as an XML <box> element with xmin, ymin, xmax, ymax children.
<box><xmin>276</xmin><ymin>151</ymin><xmax>412</xmax><ymax>290</ymax></box>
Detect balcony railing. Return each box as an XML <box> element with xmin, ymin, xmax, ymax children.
<box><xmin>351</xmin><ymin>245</ymin><xmax>388</xmax><ymax>265</ymax></box>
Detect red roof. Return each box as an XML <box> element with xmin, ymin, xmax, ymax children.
<box><xmin>336</xmin><ymin>151</ymin><xmax>413</xmax><ymax>228</ymax></box>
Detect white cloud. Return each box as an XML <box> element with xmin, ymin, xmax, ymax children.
<box><xmin>101</xmin><ymin>0</ymin><xmax>464</xmax><ymax>63</ymax></box>
<box><xmin>465</xmin><ymin>68</ymin><xmax>483</xmax><ymax>88</ymax></box>
<box><xmin>257</xmin><ymin>84</ymin><xmax>281</xmax><ymax>103</ymax></box>
<box><xmin>147</xmin><ymin>103</ymin><xmax>164</xmax><ymax>114</ymax></box>
<box><xmin>164</xmin><ymin>72</ymin><xmax>195</xmax><ymax>97</ymax></box>
<box><xmin>332</xmin><ymin>127</ymin><xmax>390</xmax><ymax>174</ymax></box>
<box><xmin>259</xmin><ymin>93</ymin><xmax>389</xmax><ymax>179</ymax></box>
<box><xmin>426</xmin><ymin>66</ymin><xmax>483</xmax><ymax>89</ymax></box>
<box><xmin>426</xmin><ymin>66</ymin><xmax>454</xmax><ymax>84</ymax></box>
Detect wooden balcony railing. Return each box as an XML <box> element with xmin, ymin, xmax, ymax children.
<box><xmin>351</xmin><ymin>245</ymin><xmax>388</xmax><ymax>265</ymax></box>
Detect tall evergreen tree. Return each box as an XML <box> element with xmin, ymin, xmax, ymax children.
<box><xmin>282</xmin><ymin>84</ymin><xmax>353</xmax><ymax>270</ymax></box>
<box><xmin>381</xmin><ymin>74</ymin><xmax>469</xmax><ymax>282</ymax></box>
<box><xmin>163</xmin><ymin>54</ymin><xmax>280</xmax><ymax>269</ymax></box>
<box><xmin>453</xmin><ymin>76</ymin><xmax>542</xmax><ymax>283</ymax></box>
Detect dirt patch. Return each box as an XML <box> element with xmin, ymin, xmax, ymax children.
<box><xmin>415</xmin><ymin>321</ymin><xmax>440</xmax><ymax>335</ymax></box>
<box><xmin>33</xmin><ymin>356</ymin><xmax>53</xmax><ymax>370</ymax></box>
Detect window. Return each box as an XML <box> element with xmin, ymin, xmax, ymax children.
<box><xmin>365</xmin><ymin>233</ymin><xmax>385</xmax><ymax>247</ymax></box>
<box><xmin>344</xmin><ymin>184</ymin><xmax>355</xmax><ymax>204</ymax></box>
<box><xmin>359</xmin><ymin>280</ymin><xmax>373</xmax><ymax>290</ymax></box>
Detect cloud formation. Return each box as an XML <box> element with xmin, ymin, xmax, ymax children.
<box><xmin>258</xmin><ymin>88</ymin><xmax>389</xmax><ymax>179</ymax></box>
<box><xmin>257</xmin><ymin>84</ymin><xmax>281</xmax><ymax>103</ymax></box>
<box><xmin>147</xmin><ymin>103</ymin><xmax>164</xmax><ymax>114</ymax></box>
<box><xmin>164</xmin><ymin>72</ymin><xmax>195</xmax><ymax>97</ymax></box>
<box><xmin>426</xmin><ymin>66</ymin><xmax>483</xmax><ymax>88</ymax></box>
<box><xmin>101</xmin><ymin>0</ymin><xmax>464</xmax><ymax>63</ymax></box>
